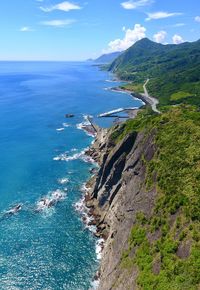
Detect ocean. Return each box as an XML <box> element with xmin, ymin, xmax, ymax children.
<box><xmin>0</xmin><ymin>61</ymin><xmax>142</xmax><ymax>290</ymax></box>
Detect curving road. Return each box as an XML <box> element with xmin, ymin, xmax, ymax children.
<box><xmin>143</xmin><ymin>79</ymin><xmax>161</xmax><ymax>114</ymax></box>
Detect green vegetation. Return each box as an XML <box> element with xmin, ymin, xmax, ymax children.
<box><xmin>147</xmin><ymin>79</ymin><xmax>200</xmax><ymax>106</ymax></box>
<box><xmin>170</xmin><ymin>91</ymin><xmax>192</xmax><ymax>101</ymax></box>
<box><xmin>110</xmin><ymin>106</ymin><xmax>156</xmax><ymax>143</ymax></box>
<box><xmin>120</xmin><ymin>83</ymin><xmax>144</xmax><ymax>94</ymax></box>
<box><xmin>118</xmin><ymin>105</ymin><xmax>200</xmax><ymax>289</ymax></box>
<box><xmin>107</xmin><ymin>38</ymin><xmax>200</xmax><ymax>289</ymax></box>
<box><xmin>108</xmin><ymin>38</ymin><xmax>200</xmax><ymax>106</ymax></box>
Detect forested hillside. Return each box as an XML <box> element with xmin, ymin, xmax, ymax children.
<box><xmin>108</xmin><ymin>38</ymin><xmax>200</xmax><ymax>106</ymax></box>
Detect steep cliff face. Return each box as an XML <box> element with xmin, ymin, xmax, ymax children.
<box><xmin>86</xmin><ymin>126</ymin><xmax>158</xmax><ymax>290</ymax></box>
<box><xmin>86</xmin><ymin>106</ymin><xmax>200</xmax><ymax>290</ymax></box>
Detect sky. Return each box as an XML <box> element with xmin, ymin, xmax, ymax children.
<box><xmin>0</xmin><ymin>0</ymin><xmax>199</xmax><ymax>60</ymax></box>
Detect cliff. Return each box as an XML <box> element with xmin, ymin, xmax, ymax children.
<box><xmin>86</xmin><ymin>106</ymin><xmax>200</xmax><ymax>290</ymax></box>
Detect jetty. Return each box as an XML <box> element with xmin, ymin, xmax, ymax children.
<box><xmin>87</xmin><ymin>116</ymin><xmax>99</xmax><ymax>133</ymax></box>
<box><xmin>79</xmin><ymin>115</ymin><xmax>99</xmax><ymax>136</ymax></box>
<box><xmin>98</xmin><ymin>107</ymin><xmax>138</xmax><ymax>118</ymax></box>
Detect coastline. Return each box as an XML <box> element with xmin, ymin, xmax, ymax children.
<box><xmin>74</xmin><ymin>123</ymin><xmax>105</xmax><ymax>289</ymax></box>
<box><xmin>105</xmin><ymin>70</ymin><xmax>160</xmax><ymax>112</ymax></box>
<box><xmin>82</xmin><ymin>112</ymin><xmax>157</xmax><ymax>289</ymax></box>
<box><xmin>79</xmin><ymin>69</ymin><xmax>160</xmax><ymax>288</ymax></box>
<box><xmin>73</xmin><ymin>150</ymin><xmax>101</xmax><ymax>289</ymax></box>
<box><xmin>110</xmin><ymin>86</ymin><xmax>149</xmax><ymax>107</ymax></box>
<box><xmin>72</xmin><ymin>71</ymin><xmax>144</xmax><ymax>288</ymax></box>
<box><xmin>103</xmin><ymin>70</ymin><xmax>149</xmax><ymax>107</ymax></box>
<box><xmin>77</xmin><ymin>77</ymin><xmax>147</xmax><ymax>289</ymax></box>
<box><xmin>76</xmin><ymin>73</ymin><xmax>152</xmax><ymax>289</ymax></box>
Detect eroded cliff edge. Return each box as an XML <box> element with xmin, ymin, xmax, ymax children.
<box><xmin>85</xmin><ymin>123</ymin><xmax>158</xmax><ymax>289</ymax></box>
<box><xmin>85</xmin><ymin>106</ymin><xmax>200</xmax><ymax>290</ymax></box>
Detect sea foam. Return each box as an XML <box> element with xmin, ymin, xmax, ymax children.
<box><xmin>58</xmin><ymin>177</ymin><xmax>69</xmax><ymax>185</ymax></box>
<box><xmin>53</xmin><ymin>148</ymin><xmax>96</xmax><ymax>164</ymax></box>
<box><xmin>62</xmin><ymin>122</ymin><xmax>70</xmax><ymax>128</ymax></box>
<box><xmin>56</xmin><ymin>128</ymin><xmax>65</xmax><ymax>132</ymax></box>
<box><xmin>76</xmin><ymin>114</ymin><xmax>96</xmax><ymax>137</ymax></box>
<box><xmin>36</xmin><ymin>189</ymin><xmax>67</xmax><ymax>213</ymax></box>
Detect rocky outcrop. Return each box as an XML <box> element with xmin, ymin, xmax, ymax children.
<box><xmin>85</xmin><ymin>126</ymin><xmax>158</xmax><ymax>290</ymax></box>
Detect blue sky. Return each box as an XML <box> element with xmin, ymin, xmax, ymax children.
<box><xmin>0</xmin><ymin>0</ymin><xmax>199</xmax><ymax>60</ymax></box>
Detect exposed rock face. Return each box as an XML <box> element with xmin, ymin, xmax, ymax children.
<box><xmin>86</xmin><ymin>127</ymin><xmax>158</xmax><ymax>290</ymax></box>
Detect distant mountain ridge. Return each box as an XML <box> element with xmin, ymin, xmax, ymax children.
<box><xmin>94</xmin><ymin>51</ymin><xmax>123</xmax><ymax>63</ymax></box>
<box><xmin>108</xmin><ymin>38</ymin><xmax>200</xmax><ymax>106</ymax></box>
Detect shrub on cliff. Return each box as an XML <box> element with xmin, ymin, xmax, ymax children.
<box><xmin>120</xmin><ymin>105</ymin><xmax>200</xmax><ymax>290</ymax></box>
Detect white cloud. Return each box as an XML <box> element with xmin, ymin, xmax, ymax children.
<box><xmin>172</xmin><ymin>23</ymin><xmax>185</xmax><ymax>27</ymax></box>
<box><xmin>172</xmin><ymin>34</ymin><xmax>184</xmax><ymax>44</ymax></box>
<box><xmin>153</xmin><ymin>31</ymin><xmax>167</xmax><ymax>43</ymax></box>
<box><xmin>40</xmin><ymin>19</ymin><xmax>76</xmax><ymax>27</ymax></box>
<box><xmin>121</xmin><ymin>0</ymin><xmax>153</xmax><ymax>10</ymax></box>
<box><xmin>20</xmin><ymin>26</ymin><xmax>34</xmax><ymax>32</ymax></box>
<box><xmin>146</xmin><ymin>11</ymin><xmax>183</xmax><ymax>21</ymax></box>
<box><xmin>104</xmin><ymin>24</ymin><xmax>146</xmax><ymax>53</ymax></box>
<box><xmin>195</xmin><ymin>16</ymin><xmax>200</xmax><ymax>22</ymax></box>
<box><xmin>40</xmin><ymin>1</ymin><xmax>81</xmax><ymax>12</ymax></box>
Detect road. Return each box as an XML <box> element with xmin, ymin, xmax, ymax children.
<box><xmin>143</xmin><ymin>79</ymin><xmax>161</xmax><ymax>114</ymax></box>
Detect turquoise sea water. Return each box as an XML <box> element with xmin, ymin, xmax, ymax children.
<box><xmin>0</xmin><ymin>62</ymin><xmax>142</xmax><ymax>290</ymax></box>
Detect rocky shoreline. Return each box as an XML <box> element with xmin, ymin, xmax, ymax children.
<box><xmin>82</xmin><ymin>118</ymin><xmax>158</xmax><ymax>290</ymax></box>
<box><xmin>78</xmin><ymin>79</ymin><xmax>158</xmax><ymax>289</ymax></box>
<box><xmin>110</xmin><ymin>86</ymin><xmax>149</xmax><ymax>107</ymax></box>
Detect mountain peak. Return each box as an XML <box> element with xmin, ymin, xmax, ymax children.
<box><xmin>132</xmin><ymin>37</ymin><xmax>163</xmax><ymax>49</ymax></box>
<box><xmin>136</xmin><ymin>37</ymin><xmax>155</xmax><ymax>44</ymax></box>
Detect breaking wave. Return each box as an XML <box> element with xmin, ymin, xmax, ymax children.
<box><xmin>58</xmin><ymin>178</ymin><xmax>69</xmax><ymax>185</ymax></box>
<box><xmin>62</xmin><ymin>122</ymin><xmax>70</xmax><ymax>127</ymax></box>
<box><xmin>56</xmin><ymin>128</ymin><xmax>65</xmax><ymax>132</ymax></box>
<box><xmin>53</xmin><ymin>148</ymin><xmax>96</xmax><ymax>164</ymax></box>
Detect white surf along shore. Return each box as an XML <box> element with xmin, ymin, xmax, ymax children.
<box><xmin>53</xmin><ymin>75</ymin><xmax>147</xmax><ymax>289</ymax></box>
<box><xmin>53</xmin><ymin>114</ymin><xmax>103</xmax><ymax>289</ymax></box>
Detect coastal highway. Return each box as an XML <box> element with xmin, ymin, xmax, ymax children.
<box><xmin>98</xmin><ymin>79</ymin><xmax>161</xmax><ymax>118</ymax></box>
<box><xmin>143</xmin><ymin>79</ymin><xmax>161</xmax><ymax>114</ymax></box>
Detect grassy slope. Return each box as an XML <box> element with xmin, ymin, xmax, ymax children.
<box><xmin>111</xmin><ymin>105</ymin><xmax>200</xmax><ymax>289</ymax></box>
<box><xmin>120</xmin><ymin>83</ymin><xmax>144</xmax><ymax>94</ymax></box>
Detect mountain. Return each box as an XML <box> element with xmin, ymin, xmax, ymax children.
<box><xmin>108</xmin><ymin>38</ymin><xmax>200</xmax><ymax>106</ymax></box>
<box><xmin>84</xmin><ymin>37</ymin><xmax>200</xmax><ymax>290</ymax></box>
<box><xmin>86</xmin><ymin>58</ymin><xmax>93</xmax><ymax>62</ymax></box>
<box><xmin>94</xmin><ymin>51</ymin><xmax>122</xmax><ymax>63</ymax></box>
<box><xmin>109</xmin><ymin>38</ymin><xmax>167</xmax><ymax>72</ymax></box>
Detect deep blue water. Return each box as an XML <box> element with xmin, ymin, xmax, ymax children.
<box><xmin>0</xmin><ymin>62</ymin><xmax>142</xmax><ymax>290</ymax></box>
